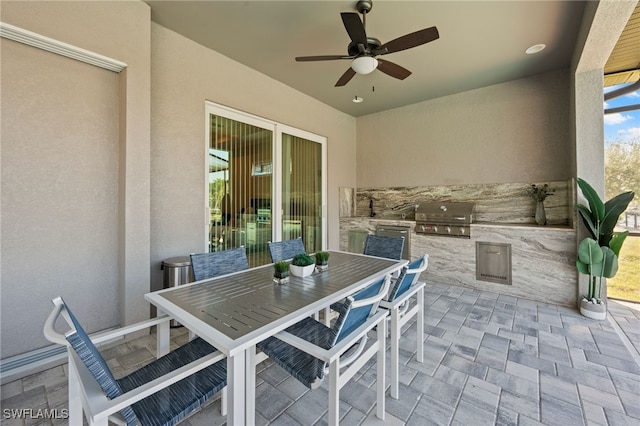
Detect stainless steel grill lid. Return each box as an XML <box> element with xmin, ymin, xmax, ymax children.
<box><xmin>415</xmin><ymin>202</ymin><xmax>474</xmax><ymax>238</ymax></box>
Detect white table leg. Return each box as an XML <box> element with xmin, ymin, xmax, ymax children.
<box><xmin>227</xmin><ymin>350</ymin><xmax>246</xmax><ymax>426</ymax></box>
<box><xmin>390</xmin><ymin>307</ymin><xmax>400</xmax><ymax>399</ymax></box>
<box><xmin>417</xmin><ymin>288</ymin><xmax>424</xmax><ymax>363</ymax></box>
<box><xmin>156</xmin><ymin>317</ymin><xmax>170</xmax><ymax>357</ymax></box>
<box><xmin>245</xmin><ymin>346</ymin><xmax>256</xmax><ymax>426</ymax></box>
<box><xmin>376</xmin><ymin>317</ymin><xmax>386</xmax><ymax>420</ymax></box>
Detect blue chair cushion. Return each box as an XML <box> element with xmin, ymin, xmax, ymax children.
<box><xmin>363</xmin><ymin>235</ymin><xmax>404</xmax><ymax>260</ymax></box>
<box><xmin>119</xmin><ymin>337</ymin><xmax>227</xmax><ymax>426</ymax></box>
<box><xmin>190</xmin><ymin>247</ymin><xmax>249</xmax><ymax>281</ymax></box>
<box><xmin>267</xmin><ymin>238</ymin><xmax>306</xmax><ymax>262</ymax></box>
<box><xmin>64</xmin><ymin>299</ymin><xmax>138</xmax><ymax>425</ymax></box>
<box><xmin>257</xmin><ymin>298</ymin><xmax>353</xmax><ymax>389</ymax></box>
<box><xmin>387</xmin><ymin>256</ymin><xmax>424</xmax><ymax>301</ymax></box>
<box><xmin>336</xmin><ymin>277</ymin><xmax>386</xmax><ymax>342</ymax></box>
<box><xmin>64</xmin><ymin>298</ymin><xmax>227</xmax><ymax>426</ymax></box>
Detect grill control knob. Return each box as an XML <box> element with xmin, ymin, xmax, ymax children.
<box><xmin>446</xmin><ymin>226</ymin><xmax>451</xmax><ymax>233</ymax></box>
<box><xmin>420</xmin><ymin>225</ymin><xmax>426</xmax><ymax>232</ymax></box>
<box><xmin>460</xmin><ymin>228</ymin><xmax>466</xmax><ymax>234</ymax></box>
<box><xmin>433</xmin><ymin>226</ymin><xmax>438</xmax><ymax>233</ymax></box>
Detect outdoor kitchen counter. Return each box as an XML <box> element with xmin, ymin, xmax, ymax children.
<box><xmin>340</xmin><ymin>217</ymin><xmax>578</xmax><ymax>307</ymax></box>
<box><xmin>340</xmin><ymin>216</ymin><xmax>574</xmax><ymax>230</ymax></box>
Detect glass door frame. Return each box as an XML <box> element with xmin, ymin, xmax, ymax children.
<box><xmin>204</xmin><ymin>101</ymin><xmax>327</xmax><ymax>252</ymax></box>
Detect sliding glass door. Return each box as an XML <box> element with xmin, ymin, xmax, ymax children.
<box><xmin>206</xmin><ymin>102</ymin><xmax>326</xmax><ymax>266</ymax></box>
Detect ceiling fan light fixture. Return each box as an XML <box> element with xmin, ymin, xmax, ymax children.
<box><xmin>525</xmin><ymin>44</ymin><xmax>546</xmax><ymax>55</ymax></box>
<box><xmin>353</xmin><ymin>95</ymin><xmax>364</xmax><ymax>103</ymax></box>
<box><xmin>351</xmin><ymin>56</ymin><xmax>378</xmax><ymax>74</ymax></box>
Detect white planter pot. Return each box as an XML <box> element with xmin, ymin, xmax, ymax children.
<box><xmin>290</xmin><ymin>264</ymin><xmax>314</xmax><ymax>277</ymax></box>
<box><xmin>580</xmin><ymin>299</ymin><xmax>607</xmax><ymax>320</ymax></box>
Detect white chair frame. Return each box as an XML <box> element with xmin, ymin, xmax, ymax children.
<box><xmin>378</xmin><ymin>255</ymin><xmax>428</xmax><ymax>399</ymax></box>
<box><xmin>269</xmin><ymin>286</ymin><xmax>390</xmax><ymax>425</ymax></box>
<box><xmin>43</xmin><ymin>297</ymin><xmax>227</xmax><ymax>426</ymax></box>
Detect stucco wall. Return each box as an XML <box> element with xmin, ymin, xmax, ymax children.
<box><xmin>149</xmin><ymin>24</ymin><xmax>356</xmax><ymax>295</ymax></box>
<box><xmin>1</xmin><ymin>1</ymin><xmax>151</xmax><ymax>358</ymax></box>
<box><xmin>356</xmin><ymin>69</ymin><xmax>571</xmax><ymax>187</ymax></box>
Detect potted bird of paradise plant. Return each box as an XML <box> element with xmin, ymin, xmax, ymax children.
<box><xmin>576</xmin><ymin>178</ymin><xmax>635</xmax><ymax>319</ymax></box>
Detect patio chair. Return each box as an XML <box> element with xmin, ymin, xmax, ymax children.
<box><xmin>190</xmin><ymin>246</ymin><xmax>249</xmax><ymax>281</ymax></box>
<box><xmin>378</xmin><ymin>254</ymin><xmax>429</xmax><ymax>399</ymax></box>
<box><xmin>257</xmin><ymin>275</ymin><xmax>391</xmax><ymax>425</ymax></box>
<box><xmin>43</xmin><ymin>297</ymin><xmax>227</xmax><ymax>426</ymax></box>
<box><xmin>363</xmin><ymin>234</ymin><xmax>404</xmax><ymax>260</ymax></box>
<box><xmin>267</xmin><ymin>237</ymin><xmax>306</xmax><ymax>262</ymax></box>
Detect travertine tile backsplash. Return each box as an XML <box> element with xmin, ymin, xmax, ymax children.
<box><xmin>341</xmin><ymin>180</ymin><xmax>574</xmax><ymax>227</ymax></box>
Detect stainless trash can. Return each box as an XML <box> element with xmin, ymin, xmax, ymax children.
<box><xmin>161</xmin><ymin>256</ymin><xmax>194</xmax><ymax>326</ymax></box>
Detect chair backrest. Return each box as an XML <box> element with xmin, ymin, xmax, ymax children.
<box><xmin>332</xmin><ymin>275</ymin><xmax>391</xmax><ymax>345</ymax></box>
<box><xmin>190</xmin><ymin>247</ymin><xmax>249</xmax><ymax>281</ymax></box>
<box><xmin>53</xmin><ymin>298</ymin><xmax>139</xmax><ymax>425</ymax></box>
<box><xmin>387</xmin><ymin>254</ymin><xmax>429</xmax><ymax>301</ymax></box>
<box><xmin>267</xmin><ymin>238</ymin><xmax>306</xmax><ymax>262</ymax></box>
<box><xmin>363</xmin><ymin>234</ymin><xmax>404</xmax><ymax>260</ymax></box>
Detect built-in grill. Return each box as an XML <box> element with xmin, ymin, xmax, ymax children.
<box><xmin>415</xmin><ymin>202</ymin><xmax>475</xmax><ymax>238</ymax></box>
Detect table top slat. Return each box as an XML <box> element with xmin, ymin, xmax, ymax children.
<box><xmin>148</xmin><ymin>251</ymin><xmax>404</xmax><ymax>346</ymax></box>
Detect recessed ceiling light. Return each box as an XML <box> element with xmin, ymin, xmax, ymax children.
<box><xmin>353</xmin><ymin>96</ymin><xmax>364</xmax><ymax>103</ymax></box>
<box><xmin>526</xmin><ymin>44</ymin><xmax>546</xmax><ymax>55</ymax></box>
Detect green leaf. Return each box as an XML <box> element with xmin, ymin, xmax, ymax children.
<box><xmin>609</xmin><ymin>231</ymin><xmax>629</xmax><ymax>257</ymax></box>
<box><xmin>600</xmin><ymin>191</ymin><xmax>635</xmax><ymax>246</ymax></box>
<box><xmin>600</xmin><ymin>246</ymin><xmax>619</xmax><ymax>278</ymax></box>
<box><xmin>576</xmin><ymin>259</ymin><xmax>590</xmax><ymax>274</ymax></box>
<box><xmin>577</xmin><ymin>238</ymin><xmax>603</xmax><ymax>267</ymax></box>
<box><xmin>577</xmin><ymin>178</ymin><xmax>605</xmax><ymax>225</ymax></box>
<box><xmin>576</xmin><ymin>204</ymin><xmax>597</xmax><ymax>239</ymax></box>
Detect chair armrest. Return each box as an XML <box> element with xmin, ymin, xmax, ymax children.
<box><xmin>43</xmin><ymin>298</ymin><xmax>68</xmax><ymax>345</ymax></box>
<box><xmin>44</xmin><ymin>296</ymin><xmax>171</xmax><ymax>347</ymax></box>
<box><xmin>91</xmin><ymin>316</ymin><xmax>171</xmax><ymax>345</ymax></box>
<box><xmin>350</xmin><ymin>275</ymin><xmax>391</xmax><ymax>309</ymax></box>
<box><xmin>68</xmin><ymin>347</ymin><xmax>225</xmax><ymax>424</ymax></box>
<box><xmin>273</xmin><ymin>311</ymin><xmax>388</xmax><ymax>364</ymax></box>
<box><xmin>379</xmin><ymin>281</ymin><xmax>425</xmax><ymax>309</ymax></box>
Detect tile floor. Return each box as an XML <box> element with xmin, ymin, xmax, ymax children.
<box><xmin>1</xmin><ymin>282</ymin><xmax>639</xmax><ymax>426</ymax></box>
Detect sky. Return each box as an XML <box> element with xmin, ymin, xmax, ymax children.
<box><xmin>603</xmin><ymin>83</ymin><xmax>640</xmax><ymax>144</ymax></box>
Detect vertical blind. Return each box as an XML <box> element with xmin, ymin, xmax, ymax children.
<box><xmin>208</xmin><ymin>111</ymin><xmax>324</xmax><ymax>266</ymax></box>
<box><xmin>210</xmin><ymin>114</ymin><xmax>273</xmax><ymax>266</ymax></box>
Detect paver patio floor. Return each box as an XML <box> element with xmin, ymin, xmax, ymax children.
<box><xmin>1</xmin><ymin>282</ymin><xmax>639</xmax><ymax>425</ymax></box>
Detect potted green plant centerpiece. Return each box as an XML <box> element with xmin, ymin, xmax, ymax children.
<box><xmin>315</xmin><ymin>251</ymin><xmax>330</xmax><ymax>272</ymax></box>
<box><xmin>290</xmin><ymin>253</ymin><xmax>315</xmax><ymax>278</ymax></box>
<box><xmin>576</xmin><ymin>177</ymin><xmax>635</xmax><ymax>319</ymax></box>
<box><xmin>527</xmin><ymin>183</ymin><xmax>555</xmax><ymax>225</ymax></box>
<box><xmin>273</xmin><ymin>260</ymin><xmax>290</xmax><ymax>285</ymax></box>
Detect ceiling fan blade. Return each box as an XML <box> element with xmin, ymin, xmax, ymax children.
<box><xmin>376</xmin><ymin>26</ymin><xmax>439</xmax><ymax>55</ymax></box>
<box><xmin>376</xmin><ymin>59</ymin><xmax>411</xmax><ymax>80</ymax></box>
<box><xmin>341</xmin><ymin>12</ymin><xmax>367</xmax><ymax>45</ymax></box>
<box><xmin>335</xmin><ymin>68</ymin><xmax>356</xmax><ymax>87</ymax></box>
<box><xmin>295</xmin><ymin>55</ymin><xmax>352</xmax><ymax>62</ymax></box>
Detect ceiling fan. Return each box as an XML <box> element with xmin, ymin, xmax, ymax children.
<box><xmin>295</xmin><ymin>0</ymin><xmax>439</xmax><ymax>87</ymax></box>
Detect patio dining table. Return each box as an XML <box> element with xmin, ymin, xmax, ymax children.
<box><xmin>145</xmin><ymin>250</ymin><xmax>406</xmax><ymax>425</ymax></box>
